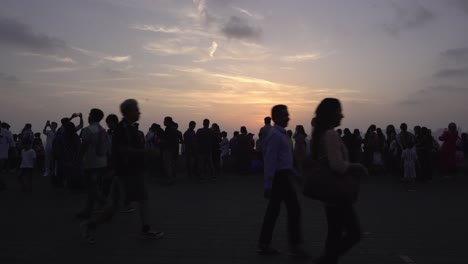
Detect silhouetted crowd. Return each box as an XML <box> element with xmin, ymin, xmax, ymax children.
<box><xmin>1</xmin><ymin>98</ymin><xmax>468</xmax><ymax>263</ymax></box>
<box><xmin>1</xmin><ymin>113</ymin><xmax>467</xmax><ymax>192</ymax></box>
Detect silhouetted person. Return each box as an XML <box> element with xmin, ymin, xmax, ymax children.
<box><xmin>220</xmin><ymin>131</ymin><xmax>229</xmax><ymax>172</ymax></box>
<box><xmin>42</xmin><ymin>120</ymin><xmax>57</xmax><ymax>177</ymax></box>
<box><xmin>53</xmin><ymin>122</ymin><xmax>81</xmax><ymax>189</ymax></box>
<box><xmin>162</xmin><ymin>117</ymin><xmax>179</xmax><ymax>184</ymax></box>
<box><xmin>32</xmin><ymin>132</ymin><xmax>45</xmax><ymax>173</ymax></box>
<box><xmin>76</xmin><ymin>109</ymin><xmax>109</xmax><ymax>231</ymax></box>
<box><xmin>196</xmin><ymin>119</ymin><xmax>215</xmax><ymax>181</ymax></box>
<box><xmin>418</xmin><ymin>127</ymin><xmax>435</xmax><ymax>181</ymax></box>
<box><xmin>293</xmin><ymin>125</ymin><xmax>307</xmax><ymax>177</ymax></box>
<box><xmin>439</xmin><ymin>122</ymin><xmax>459</xmax><ymax>176</ymax></box>
<box><xmin>0</xmin><ymin>120</ymin><xmax>15</xmax><ymax>190</ymax></box>
<box><xmin>18</xmin><ymin>138</ymin><xmax>35</xmax><ymax>192</ymax></box>
<box><xmin>257</xmin><ymin>105</ymin><xmax>306</xmax><ymax>256</ymax></box>
<box><xmin>229</xmin><ymin>131</ymin><xmax>239</xmax><ymax>171</ymax></box>
<box><xmin>398</xmin><ymin>123</ymin><xmax>415</xmax><ymax>151</ymax></box>
<box><xmin>237</xmin><ymin>126</ymin><xmax>251</xmax><ymax>174</ymax></box>
<box><xmin>311</xmin><ymin>98</ymin><xmax>367</xmax><ymax>264</ymax></box>
<box><xmin>19</xmin><ymin>123</ymin><xmax>34</xmax><ymax>150</ymax></box>
<box><xmin>183</xmin><ymin>121</ymin><xmax>197</xmax><ymax>180</ymax></box>
<box><xmin>257</xmin><ymin>117</ymin><xmax>272</xmax><ymax>155</ymax></box>
<box><xmin>82</xmin><ymin>99</ymin><xmax>164</xmax><ymax>243</ymax></box>
<box><xmin>211</xmin><ymin>123</ymin><xmax>222</xmax><ymax>179</ymax></box>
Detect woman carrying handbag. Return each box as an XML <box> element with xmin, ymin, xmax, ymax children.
<box><xmin>304</xmin><ymin>98</ymin><xmax>368</xmax><ymax>264</ymax></box>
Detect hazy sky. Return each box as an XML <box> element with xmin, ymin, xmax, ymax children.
<box><xmin>1</xmin><ymin>0</ymin><xmax>468</xmax><ymax>135</ymax></box>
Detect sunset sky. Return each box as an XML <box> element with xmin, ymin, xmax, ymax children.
<box><xmin>1</xmin><ymin>0</ymin><xmax>468</xmax><ymax>135</ymax></box>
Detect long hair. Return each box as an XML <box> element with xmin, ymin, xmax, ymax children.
<box><xmin>311</xmin><ymin>98</ymin><xmax>341</xmax><ymax>159</ymax></box>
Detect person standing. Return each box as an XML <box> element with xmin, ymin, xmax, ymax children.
<box><xmin>18</xmin><ymin>138</ymin><xmax>36</xmax><ymax>192</ymax></box>
<box><xmin>310</xmin><ymin>98</ymin><xmax>366</xmax><ymax>264</ymax></box>
<box><xmin>42</xmin><ymin>121</ymin><xmax>57</xmax><ymax>177</ymax></box>
<box><xmin>257</xmin><ymin>105</ymin><xmax>307</xmax><ymax>256</ymax></box>
<box><xmin>82</xmin><ymin>99</ymin><xmax>164</xmax><ymax>243</ymax></box>
<box><xmin>293</xmin><ymin>125</ymin><xmax>307</xmax><ymax>177</ymax></box>
<box><xmin>76</xmin><ymin>109</ymin><xmax>109</xmax><ymax>228</ymax></box>
<box><xmin>439</xmin><ymin>122</ymin><xmax>459</xmax><ymax>176</ymax></box>
<box><xmin>0</xmin><ymin>121</ymin><xmax>15</xmax><ymax>190</ymax></box>
<box><xmin>195</xmin><ymin>119</ymin><xmax>215</xmax><ymax>181</ymax></box>
<box><xmin>183</xmin><ymin>121</ymin><xmax>197</xmax><ymax>180</ymax></box>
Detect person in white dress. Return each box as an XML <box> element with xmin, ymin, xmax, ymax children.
<box><xmin>42</xmin><ymin>121</ymin><xmax>58</xmax><ymax>177</ymax></box>
<box><xmin>401</xmin><ymin>141</ymin><xmax>418</xmax><ymax>190</ymax></box>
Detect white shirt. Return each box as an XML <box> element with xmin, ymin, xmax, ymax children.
<box><xmin>0</xmin><ymin>128</ymin><xmax>15</xmax><ymax>159</ymax></box>
<box><xmin>44</xmin><ymin>130</ymin><xmax>56</xmax><ymax>151</ymax></box>
<box><xmin>321</xmin><ymin>129</ymin><xmax>350</xmax><ymax>174</ymax></box>
<box><xmin>263</xmin><ymin>125</ymin><xmax>295</xmax><ymax>189</ymax></box>
<box><xmin>81</xmin><ymin>123</ymin><xmax>108</xmax><ymax>169</ymax></box>
<box><xmin>20</xmin><ymin>149</ymin><xmax>36</xmax><ymax>168</ymax></box>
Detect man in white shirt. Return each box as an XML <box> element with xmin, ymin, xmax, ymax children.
<box><xmin>76</xmin><ymin>109</ymin><xmax>108</xmax><ymax>243</ymax></box>
<box><xmin>257</xmin><ymin>105</ymin><xmax>307</xmax><ymax>257</ymax></box>
<box><xmin>42</xmin><ymin>121</ymin><xmax>57</xmax><ymax>177</ymax></box>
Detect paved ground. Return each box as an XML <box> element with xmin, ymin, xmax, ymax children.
<box><xmin>0</xmin><ymin>167</ymin><xmax>467</xmax><ymax>264</ymax></box>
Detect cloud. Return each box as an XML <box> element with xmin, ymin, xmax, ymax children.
<box><xmin>143</xmin><ymin>40</ymin><xmax>198</xmax><ymax>55</ymax></box>
<box><xmin>0</xmin><ymin>17</ymin><xmax>66</xmax><ymax>51</ymax></box>
<box><xmin>0</xmin><ymin>72</ymin><xmax>19</xmax><ymax>82</ymax></box>
<box><xmin>208</xmin><ymin>41</ymin><xmax>218</xmax><ymax>57</ymax></box>
<box><xmin>131</xmin><ymin>24</ymin><xmax>214</xmax><ymax>38</ymax></box>
<box><xmin>453</xmin><ymin>0</ymin><xmax>468</xmax><ymax>14</ymax></box>
<box><xmin>37</xmin><ymin>67</ymin><xmax>78</xmax><ymax>73</ymax></box>
<box><xmin>383</xmin><ymin>1</ymin><xmax>435</xmax><ymax>36</ymax></box>
<box><xmin>70</xmin><ymin>46</ymin><xmax>131</xmax><ymax>65</ymax></box>
<box><xmin>221</xmin><ymin>16</ymin><xmax>261</xmax><ymax>40</ymax></box>
<box><xmin>398</xmin><ymin>98</ymin><xmax>423</xmax><ymax>106</ymax></box>
<box><xmin>17</xmin><ymin>52</ymin><xmax>76</xmax><ymax>63</ymax></box>
<box><xmin>434</xmin><ymin>67</ymin><xmax>468</xmax><ymax>78</ymax></box>
<box><xmin>281</xmin><ymin>53</ymin><xmax>325</xmax><ymax>63</ymax></box>
<box><xmin>422</xmin><ymin>85</ymin><xmax>468</xmax><ymax>93</ymax></box>
<box><xmin>232</xmin><ymin>7</ymin><xmax>264</xmax><ymax>20</ymax></box>
<box><xmin>441</xmin><ymin>47</ymin><xmax>468</xmax><ymax>62</ymax></box>
<box><xmin>104</xmin><ymin>56</ymin><xmax>131</xmax><ymax>63</ymax></box>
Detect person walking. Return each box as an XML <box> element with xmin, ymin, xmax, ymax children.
<box><xmin>81</xmin><ymin>99</ymin><xmax>164</xmax><ymax>243</ymax></box>
<box><xmin>257</xmin><ymin>105</ymin><xmax>307</xmax><ymax>257</ymax></box>
<box><xmin>310</xmin><ymin>98</ymin><xmax>367</xmax><ymax>264</ymax></box>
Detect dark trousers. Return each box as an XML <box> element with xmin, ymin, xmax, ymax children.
<box><xmin>259</xmin><ymin>171</ymin><xmax>302</xmax><ymax>246</ymax></box>
<box><xmin>81</xmin><ymin>168</ymin><xmax>107</xmax><ymax>218</ymax></box>
<box><xmin>323</xmin><ymin>203</ymin><xmax>362</xmax><ymax>263</ymax></box>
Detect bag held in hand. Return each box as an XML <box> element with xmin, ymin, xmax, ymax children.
<box><xmin>302</xmin><ymin>158</ymin><xmax>359</xmax><ymax>204</ymax></box>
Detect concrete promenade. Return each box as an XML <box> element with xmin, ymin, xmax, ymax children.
<box><xmin>1</xmin><ymin>169</ymin><xmax>467</xmax><ymax>264</ymax></box>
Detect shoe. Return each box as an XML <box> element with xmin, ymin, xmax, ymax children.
<box><xmin>289</xmin><ymin>245</ymin><xmax>309</xmax><ymax>258</ymax></box>
<box><xmin>257</xmin><ymin>244</ymin><xmax>280</xmax><ymax>255</ymax></box>
<box><xmin>141</xmin><ymin>230</ymin><xmax>165</xmax><ymax>239</ymax></box>
<box><xmin>80</xmin><ymin>221</ymin><xmax>96</xmax><ymax>245</ymax></box>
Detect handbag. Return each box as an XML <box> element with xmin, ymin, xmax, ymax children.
<box><xmin>302</xmin><ymin>158</ymin><xmax>360</xmax><ymax>204</ymax></box>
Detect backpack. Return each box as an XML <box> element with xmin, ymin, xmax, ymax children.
<box><xmin>95</xmin><ymin>126</ymin><xmax>109</xmax><ymax>157</ymax></box>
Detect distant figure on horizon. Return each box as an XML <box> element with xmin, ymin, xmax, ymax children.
<box><xmin>439</xmin><ymin>122</ymin><xmax>459</xmax><ymax>176</ymax></box>
<box><xmin>42</xmin><ymin>120</ymin><xmax>57</xmax><ymax>177</ymax></box>
<box><xmin>196</xmin><ymin>119</ymin><xmax>215</xmax><ymax>181</ymax></box>
<box><xmin>183</xmin><ymin>121</ymin><xmax>197</xmax><ymax>180</ymax></box>
<box><xmin>293</xmin><ymin>125</ymin><xmax>307</xmax><ymax>177</ymax></box>
<box><xmin>237</xmin><ymin>126</ymin><xmax>251</xmax><ymax>174</ymax></box>
<box><xmin>18</xmin><ymin>138</ymin><xmax>35</xmax><ymax>192</ymax></box>
<box><xmin>257</xmin><ymin>117</ymin><xmax>272</xmax><ymax>155</ymax></box>
<box><xmin>401</xmin><ymin>141</ymin><xmax>418</xmax><ymax>190</ymax></box>
<box><xmin>0</xmin><ymin>120</ymin><xmax>15</xmax><ymax>189</ymax></box>
<box><xmin>162</xmin><ymin>117</ymin><xmax>180</xmax><ymax>184</ymax></box>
